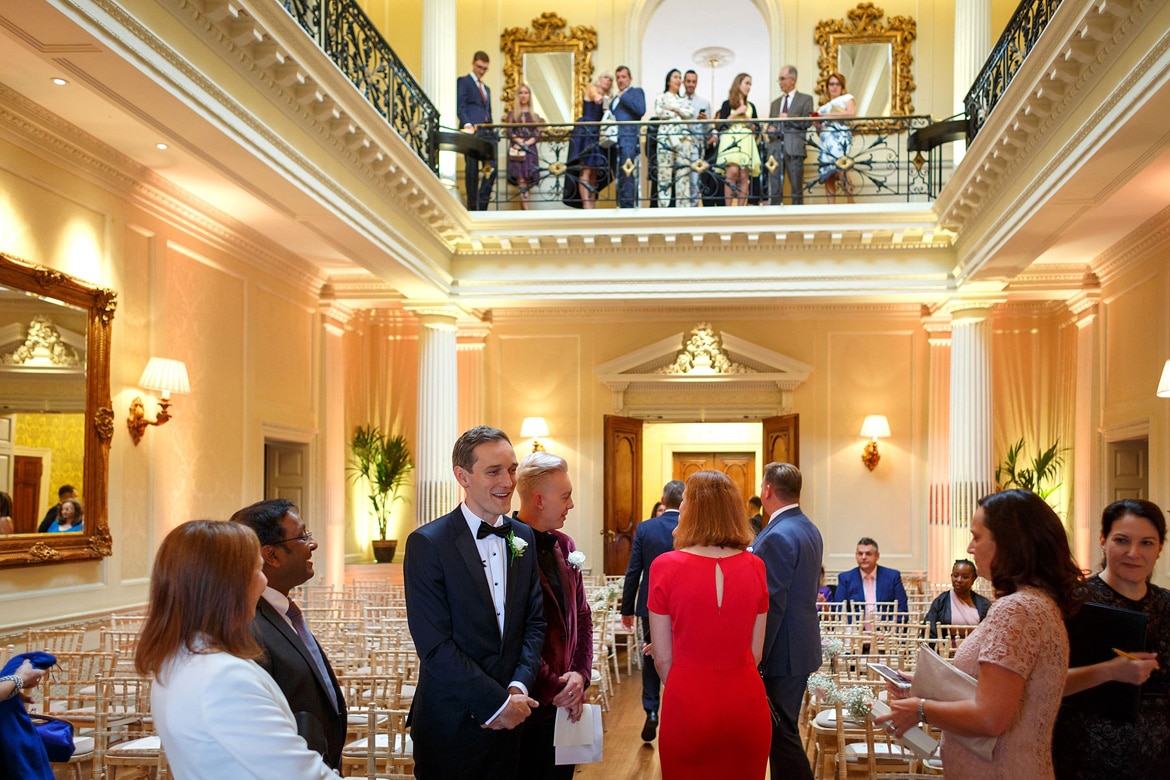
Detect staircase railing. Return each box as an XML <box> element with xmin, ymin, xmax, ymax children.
<box><xmin>963</xmin><ymin>0</ymin><xmax>1063</xmax><ymax>142</ymax></box>
<box><xmin>282</xmin><ymin>0</ymin><xmax>439</xmax><ymax>171</ymax></box>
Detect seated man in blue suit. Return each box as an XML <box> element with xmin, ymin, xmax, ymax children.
<box><xmin>834</xmin><ymin>537</ymin><xmax>908</xmax><ymax>621</ymax></box>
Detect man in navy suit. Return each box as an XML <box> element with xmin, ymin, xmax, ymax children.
<box><xmin>457</xmin><ymin>51</ymin><xmax>497</xmax><ymax>210</ymax></box>
<box><xmin>620</xmin><ymin>479</ymin><xmax>682</xmax><ymax>741</ymax></box>
<box><xmin>834</xmin><ymin>537</ymin><xmax>909</xmax><ymax>616</ymax></box>
<box><xmin>610</xmin><ymin>65</ymin><xmax>646</xmax><ymax>208</ymax></box>
<box><xmin>231</xmin><ymin>499</ymin><xmax>347</xmax><ymax>768</ymax></box>
<box><xmin>752</xmin><ymin>463</ymin><xmax>822</xmax><ymax>780</ymax></box>
<box><xmin>404</xmin><ymin>426</ymin><xmax>546</xmax><ymax>779</ymax></box>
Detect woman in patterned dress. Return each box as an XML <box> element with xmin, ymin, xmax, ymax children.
<box><xmin>504</xmin><ymin>84</ymin><xmax>543</xmax><ymax>210</ymax></box>
<box><xmin>878</xmin><ymin>489</ymin><xmax>1084</xmax><ymax>780</ymax></box>
<box><xmin>814</xmin><ymin>72</ymin><xmax>856</xmax><ymax>203</ymax></box>
<box><xmin>653</xmin><ymin>69</ymin><xmax>695</xmax><ymax>207</ymax></box>
<box><xmin>1052</xmin><ymin>499</ymin><xmax>1169</xmax><ymax>779</ymax></box>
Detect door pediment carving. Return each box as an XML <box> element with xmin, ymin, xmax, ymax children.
<box><xmin>594</xmin><ymin>323</ymin><xmax>812</xmax><ymax>418</ymax></box>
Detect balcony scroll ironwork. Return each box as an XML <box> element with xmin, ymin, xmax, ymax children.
<box><xmin>282</xmin><ymin>0</ymin><xmax>439</xmax><ymax>171</ymax></box>
<box><xmin>963</xmin><ymin>0</ymin><xmax>1063</xmax><ymax>143</ymax></box>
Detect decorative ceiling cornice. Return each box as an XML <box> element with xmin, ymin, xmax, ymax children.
<box><xmin>938</xmin><ymin>0</ymin><xmax>1155</xmax><ymax>234</ymax></box>
<box><xmin>0</xmin><ymin>83</ymin><xmax>327</xmax><ymax>298</ymax></box>
<box><xmin>487</xmin><ymin>302</ymin><xmax>927</xmax><ymax>323</ymax></box>
<box><xmin>1092</xmin><ymin>201</ymin><xmax>1170</xmax><ymax>285</ymax></box>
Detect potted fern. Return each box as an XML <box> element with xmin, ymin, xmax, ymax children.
<box><xmin>349</xmin><ymin>424</ymin><xmax>414</xmax><ymax>563</ymax></box>
<box><xmin>995</xmin><ymin>437</ymin><xmax>1067</xmax><ymax>506</ymax></box>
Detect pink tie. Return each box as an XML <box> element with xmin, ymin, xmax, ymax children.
<box><xmin>479</xmin><ymin>80</ymin><xmax>487</xmax><ymax>104</ymax></box>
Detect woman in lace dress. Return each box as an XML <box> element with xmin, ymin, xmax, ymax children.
<box><xmin>878</xmin><ymin>489</ymin><xmax>1084</xmax><ymax>780</ymax></box>
<box><xmin>1052</xmin><ymin>499</ymin><xmax>1169</xmax><ymax>779</ymax></box>
<box><xmin>653</xmin><ymin>69</ymin><xmax>695</xmax><ymax>207</ymax></box>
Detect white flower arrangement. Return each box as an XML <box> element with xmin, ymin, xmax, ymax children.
<box><xmin>507</xmin><ymin>531</ymin><xmax>528</xmax><ymax>563</ymax></box>
<box><xmin>838</xmin><ymin>685</ymin><xmax>876</xmax><ymax>720</ymax></box>
<box><xmin>806</xmin><ymin>672</ymin><xmax>838</xmax><ymax>703</ymax></box>
<box><xmin>567</xmin><ymin>550</ymin><xmax>586</xmax><ymax>570</ymax></box>
<box><xmin>821</xmin><ymin>637</ymin><xmax>844</xmax><ymax>659</ymax></box>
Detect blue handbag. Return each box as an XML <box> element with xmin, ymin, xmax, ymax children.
<box><xmin>29</xmin><ymin>714</ymin><xmax>75</xmax><ymax>762</ymax></box>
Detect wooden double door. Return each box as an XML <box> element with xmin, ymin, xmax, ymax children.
<box><xmin>602</xmin><ymin>414</ymin><xmax>798</xmax><ymax>575</ymax></box>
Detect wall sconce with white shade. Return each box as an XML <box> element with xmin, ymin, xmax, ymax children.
<box><xmin>128</xmin><ymin>357</ymin><xmax>190</xmax><ymax>445</ymax></box>
<box><xmin>1158</xmin><ymin>360</ymin><xmax>1170</xmax><ymax>398</ymax></box>
<box><xmin>520</xmin><ymin>416</ymin><xmax>549</xmax><ymax>453</ymax></box>
<box><xmin>860</xmin><ymin>415</ymin><xmax>891</xmax><ymax>471</ymax></box>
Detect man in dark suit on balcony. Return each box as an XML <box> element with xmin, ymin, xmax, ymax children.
<box><xmin>621</xmin><ymin>479</ymin><xmax>683</xmax><ymax>742</ymax></box>
<box><xmin>610</xmin><ymin>65</ymin><xmax>646</xmax><ymax>208</ymax></box>
<box><xmin>457</xmin><ymin>51</ymin><xmax>497</xmax><ymax>210</ymax></box>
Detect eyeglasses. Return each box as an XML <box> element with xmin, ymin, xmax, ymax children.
<box><xmin>271</xmin><ymin>530</ymin><xmax>314</xmax><ymax>546</ymax></box>
<box><xmin>828</xmin><ymin>81</ymin><xmax>843</xmax><ymax>87</ymax></box>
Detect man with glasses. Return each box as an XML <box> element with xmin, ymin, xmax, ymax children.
<box><xmin>765</xmin><ymin>65</ymin><xmax>813</xmax><ymax>205</ymax></box>
<box><xmin>231</xmin><ymin>499</ymin><xmax>347</xmax><ymax>769</ymax></box>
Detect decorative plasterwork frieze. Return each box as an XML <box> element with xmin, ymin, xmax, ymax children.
<box><xmin>488</xmin><ymin>302</ymin><xmax>927</xmax><ymax>323</ymax></box>
<box><xmin>0</xmin><ymin>84</ymin><xmax>328</xmax><ymax>297</ymax></box>
<box><xmin>595</xmin><ymin>325</ymin><xmax>814</xmax><ymax>414</ymax></box>
<box><xmin>1092</xmin><ymin>202</ymin><xmax>1170</xmax><ymax>285</ymax></box>
<box><xmin>158</xmin><ymin>0</ymin><xmax>464</xmax><ymax>246</ymax></box>
<box><xmin>938</xmin><ymin>0</ymin><xmax>1155</xmax><ymax>233</ymax></box>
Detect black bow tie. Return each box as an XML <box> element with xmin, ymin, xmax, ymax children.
<box><xmin>477</xmin><ymin>520</ymin><xmax>512</xmax><ymax>540</ymax></box>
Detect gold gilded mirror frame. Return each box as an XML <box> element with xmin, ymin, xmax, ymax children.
<box><xmin>0</xmin><ymin>252</ymin><xmax>115</xmax><ymax>568</ymax></box>
<box><xmin>500</xmin><ymin>13</ymin><xmax>597</xmax><ymax>122</ymax></box>
<box><xmin>815</xmin><ymin>3</ymin><xmax>916</xmax><ymax>131</ymax></box>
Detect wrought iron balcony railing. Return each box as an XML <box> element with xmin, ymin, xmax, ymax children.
<box><xmin>282</xmin><ymin>0</ymin><xmax>439</xmax><ymax>171</ymax></box>
<box><xmin>455</xmin><ymin>115</ymin><xmax>938</xmax><ymax>211</ymax></box>
<box><xmin>963</xmin><ymin>0</ymin><xmax>1063</xmax><ymax>142</ymax></box>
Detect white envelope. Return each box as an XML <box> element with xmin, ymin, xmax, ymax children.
<box><xmin>554</xmin><ymin>703</ymin><xmax>603</xmax><ymax>765</ymax></box>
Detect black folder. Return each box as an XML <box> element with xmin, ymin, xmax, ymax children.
<box><xmin>1063</xmin><ymin>601</ymin><xmax>1149</xmax><ymax>722</ymax></box>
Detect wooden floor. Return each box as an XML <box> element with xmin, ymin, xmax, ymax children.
<box><xmin>577</xmin><ymin>650</ymin><xmax>664</xmax><ymax>780</ymax></box>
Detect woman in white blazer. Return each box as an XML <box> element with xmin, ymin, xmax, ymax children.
<box><xmin>135</xmin><ymin>520</ymin><xmax>337</xmax><ymax>779</ymax></box>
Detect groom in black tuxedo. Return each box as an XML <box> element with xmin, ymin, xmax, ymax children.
<box><xmin>405</xmin><ymin>426</ymin><xmax>546</xmax><ymax>779</ymax></box>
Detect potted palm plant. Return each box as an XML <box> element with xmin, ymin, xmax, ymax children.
<box><xmin>995</xmin><ymin>437</ymin><xmax>1067</xmax><ymax>506</ymax></box>
<box><xmin>348</xmin><ymin>424</ymin><xmax>414</xmax><ymax>563</ymax></box>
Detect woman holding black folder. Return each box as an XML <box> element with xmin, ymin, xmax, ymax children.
<box><xmin>1052</xmin><ymin>498</ymin><xmax>1169</xmax><ymax>780</ymax></box>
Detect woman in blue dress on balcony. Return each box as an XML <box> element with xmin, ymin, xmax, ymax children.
<box><xmin>565</xmin><ymin>72</ymin><xmax>613</xmax><ymax>209</ymax></box>
<box><xmin>504</xmin><ymin>84</ymin><xmax>543</xmax><ymax>210</ymax></box>
<box><xmin>814</xmin><ymin>72</ymin><xmax>856</xmax><ymax>203</ymax></box>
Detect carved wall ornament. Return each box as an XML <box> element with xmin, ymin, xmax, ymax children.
<box><xmin>500</xmin><ymin>12</ymin><xmax>597</xmax><ymax>117</ymax></box>
<box><xmin>815</xmin><ymin>2</ymin><xmax>916</xmax><ymax>131</ymax></box>
<box><xmin>1</xmin><ymin>315</ymin><xmax>81</xmax><ymax>366</ymax></box>
<box><xmin>657</xmin><ymin>323</ymin><xmax>754</xmax><ymax>375</ymax></box>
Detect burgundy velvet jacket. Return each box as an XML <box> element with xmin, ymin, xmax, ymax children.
<box><xmin>531</xmin><ymin>528</ymin><xmax>594</xmax><ymax>709</ymax></box>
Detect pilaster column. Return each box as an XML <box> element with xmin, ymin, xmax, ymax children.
<box><xmin>954</xmin><ymin>0</ymin><xmax>991</xmax><ymax>164</ymax></box>
<box><xmin>413</xmin><ymin>307</ymin><xmax>461</xmax><ymax>525</ymax></box>
<box><xmin>319</xmin><ymin>303</ymin><xmax>352</xmax><ymax>589</ymax></box>
<box><xmin>1069</xmin><ymin>291</ymin><xmax>1100</xmax><ymax>569</ymax></box>
<box><xmin>457</xmin><ymin>323</ymin><xmax>492</xmax><ymax>433</ymax></box>
<box><xmin>423</xmin><ymin>0</ymin><xmax>458</xmax><ymax>185</ymax></box>
<box><xmin>947</xmin><ymin>300</ymin><xmax>998</xmax><ymax>560</ymax></box>
<box><xmin>923</xmin><ymin>313</ymin><xmax>952</xmax><ymax>587</ymax></box>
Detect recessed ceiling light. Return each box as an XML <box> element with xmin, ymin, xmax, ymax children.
<box><xmin>51</xmin><ymin>77</ymin><xmax>68</xmax><ymax>86</ymax></box>
<box><xmin>156</xmin><ymin>143</ymin><xmax>169</xmax><ymax>151</ymax></box>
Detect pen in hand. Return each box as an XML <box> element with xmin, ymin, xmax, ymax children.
<box><xmin>1113</xmin><ymin>647</ymin><xmax>1160</xmax><ymax>670</ymax></box>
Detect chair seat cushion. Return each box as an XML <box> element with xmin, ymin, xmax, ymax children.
<box><xmin>341</xmin><ymin>733</ymin><xmax>413</xmax><ymax>757</ymax></box>
<box><xmin>107</xmin><ymin>736</ymin><xmax>161</xmax><ymax>758</ymax></box>
<box><xmin>843</xmin><ymin>741</ymin><xmax>912</xmax><ymax>759</ymax></box>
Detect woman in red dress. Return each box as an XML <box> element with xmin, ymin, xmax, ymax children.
<box><xmin>648</xmin><ymin>470</ymin><xmax>771</xmax><ymax>779</ymax></box>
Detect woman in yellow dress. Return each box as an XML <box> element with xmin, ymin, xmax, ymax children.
<box><xmin>714</xmin><ymin>73</ymin><xmax>760</xmax><ymax>207</ymax></box>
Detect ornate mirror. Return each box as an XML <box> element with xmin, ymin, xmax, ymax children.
<box><xmin>0</xmin><ymin>252</ymin><xmax>115</xmax><ymax>567</ymax></box>
<box><xmin>501</xmin><ymin>13</ymin><xmax>597</xmax><ymax>125</ymax></box>
<box><xmin>815</xmin><ymin>3</ymin><xmax>916</xmax><ymax>120</ymax></box>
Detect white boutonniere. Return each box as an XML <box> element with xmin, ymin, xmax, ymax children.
<box><xmin>567</xmin><ymin>551</ymin><xmax>586</xmax><ymax>571</ymax></box>
<box><xmin>507</xmin><ymin>530</ymin><xmax>528</xmax><ymax>564</ymax></box>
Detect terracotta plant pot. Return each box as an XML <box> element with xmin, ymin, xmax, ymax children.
<box><xmin>372</xmin><ymin>538</ymin><xmax>398</xmax><ymax>563</ymax></box>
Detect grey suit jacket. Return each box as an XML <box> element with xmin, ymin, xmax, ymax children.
<box><xmin>252</xmin><ymin>598</ymin><xmax>347</xmax><ymax>768</ymax></box>
<box><xmin>767</xmin><ymin>91</ymin><xmax>814</xmax><ymax>155</ymax></box>
<box><xmin>752</xmin><ymin>506</ymin><xmax>823</xmax><ymax>678</ymax></box>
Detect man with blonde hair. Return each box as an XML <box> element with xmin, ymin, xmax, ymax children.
<box><xmin>514</xmin><ymin>452</ymin><xmax>592</xmax><ymax>779</ymax></box>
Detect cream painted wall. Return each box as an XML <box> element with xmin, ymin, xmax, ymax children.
<box><xmin>485</xmin><ymin>312</ymin><xmax>929</xmax><ymax>576</ymax></box>
<box><xmin>364</xmin><ymin>0</ymin><xmax>957</xmax><ymax>121</ymax></box>
<box><xmin>0</xmin><ymin>135</ymin><xmax>325</xmax><ymax>633</ymax></box>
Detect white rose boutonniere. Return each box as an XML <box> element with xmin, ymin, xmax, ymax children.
<box><xmin>567</xmin><ymin>551</ymin><xmax>586</xmax><ymax>570</ymax></box>
<box><xmin>507</xmin><ymin>531</ymin><xmax>528</xmax><ymax>564</ymax></box>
